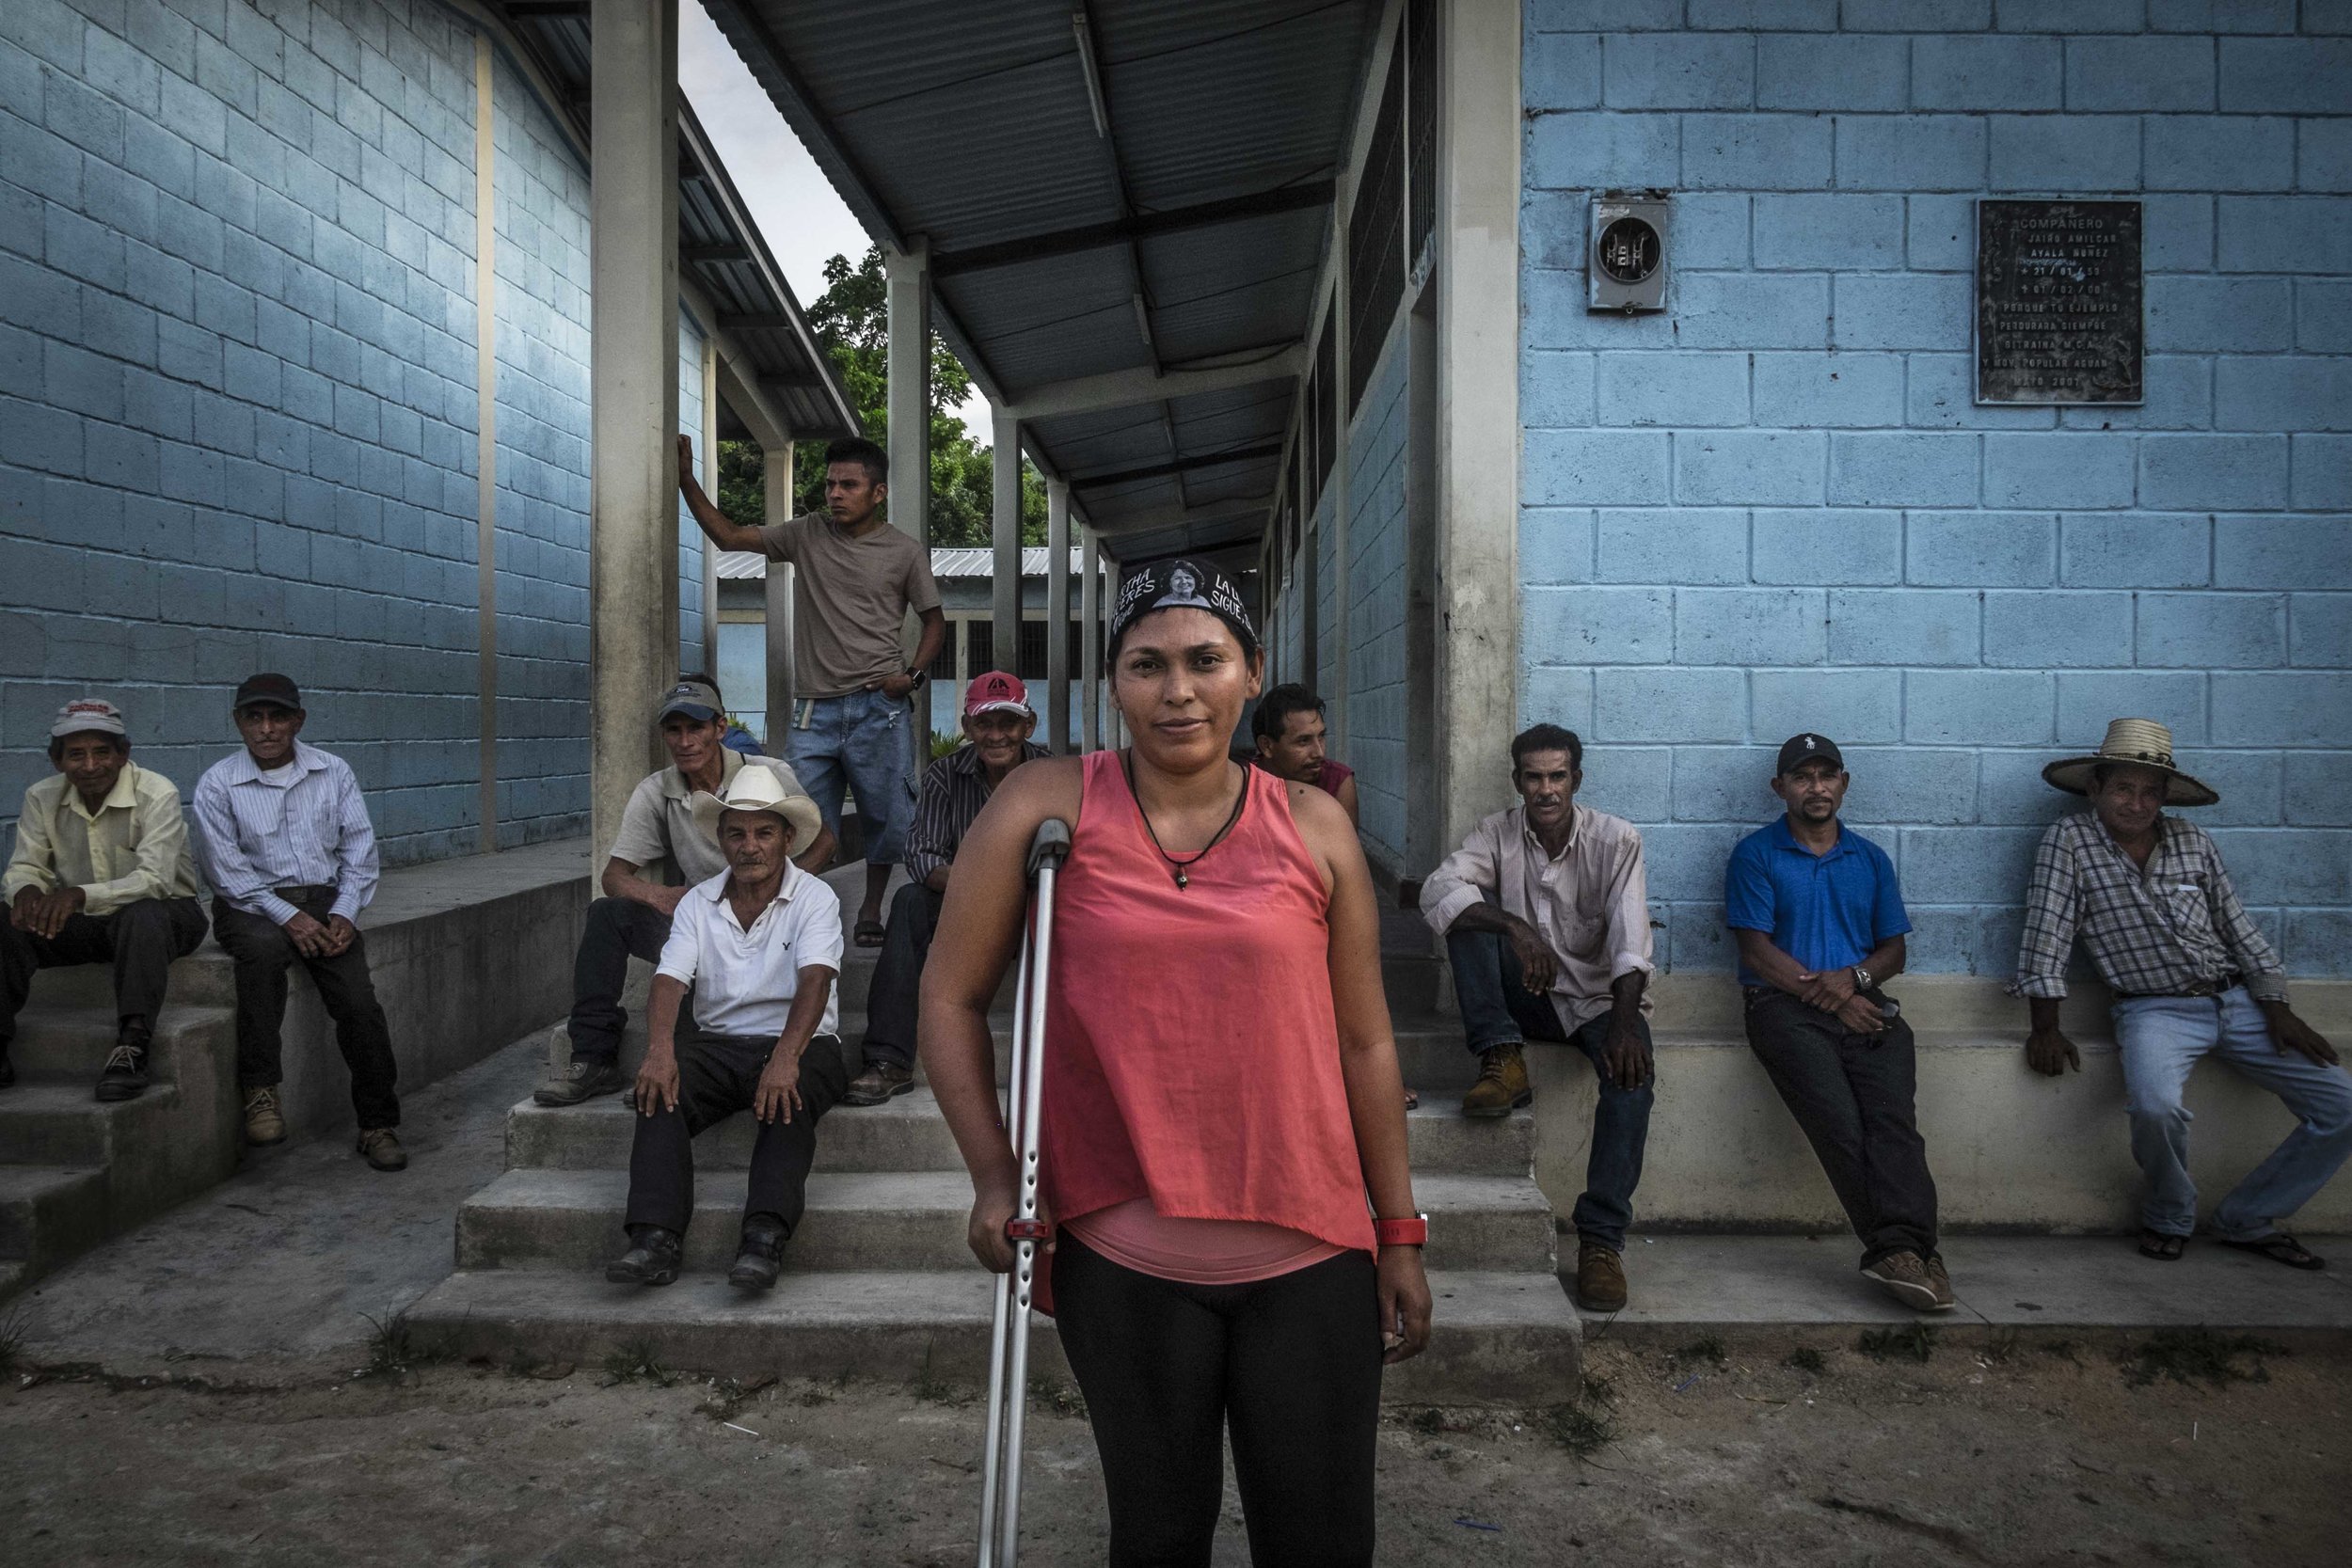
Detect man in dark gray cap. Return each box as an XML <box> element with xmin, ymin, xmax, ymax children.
<box><xmin>2</xmin><ymin>698</ymin><xmax>208</xmax><ymax>1098</ymax></box>
<box><xmin>535</xmin><ymin>674</ymin><xmax>834</xmax><ymax>1107</ymax></box>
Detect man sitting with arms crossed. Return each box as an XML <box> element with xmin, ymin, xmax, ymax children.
<box><xmin>537</xmin><ymin>675</ymin><xmax>833</xmax><ymax>1107</ymax></box>
<box><xmin>679</xmin><ymin>434</ymin><xmax>945</xmax><ymax>952</ymax></box>
<box><xmin>845</xmin><ymin>671</ymin><xmax>1047</xmax><ymax>1107</ymax></box>
<box><xmin>1727</xmin><ymin>734</ymin><xmax>1949</xmax><ymax>1312</ymax></box>
<box><xmin>2016</xmin><ymin>718</ymin><xmax>2349</xmax><ymax>1270</ymax></box>
<box><xmin>193</xmin><ymin>675</ymin><xmax>405</xmax><ymax>1169</ymax></box>
<box><xmin>2</xmin><ymin>699</ymin><xmax>208</xmax><ymax>1099</ymax></box>
<box><xmin>607</xmin><ymin>768</ymin><xmax>847</xmax><ymax>1291</ymax></box>
<box><xmin>1250</xmin><ymin>683</ymin><xmax>1359</xmax><ymax>826</ymax></box>
<box><xmin>1421</xmin><ymin>723</ymin><xmax>1654</xmax><ymax>1312</ymax></box>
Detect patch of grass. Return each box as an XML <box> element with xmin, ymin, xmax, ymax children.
<box><xmin>1541</xmin><ymin>1402</ymin><xmax>1616</xmax><ymax>1459</ymax></box>
<box><xmin>2119</xmin><ymin>1327</ymin><xmax>2286</xmax><ymax>1390</ymax></box>
<box><xmin>1581</xmin><ymin>1372</ymin><xmax>1618</xmax><ymax>1406</ymax></box>
<box><xmin>1856</xmin><ymin>1323</ymin><xmax>1937</xmax><ymax>1364</ymax></box>
<box><xmin>1783</xmin><ymin>1345</ymin><xmax>1826</xmax><ymax>1374</ymax></box>
<box><xmin>1028</xmin><ymin>1375</ymin><xmax>1089</xmax><ymax>1421</ymax></box>
<box><xmin>0</xmin><ymin>1310</ymin><xmax>28</xmax><ymax>1379</ymax></box>
<box><xmin>1676</xmin><ymin>1335</ymin><xmax>1727</xmax><ymax>1365</ymax></box>
<box><xmin>911</xmin><ymin>1344</ymin><xmax>955</xmax><ymax>1404</ymax></box>
<box><xmin>356</xmin><ymin>1309</ymin><xmax>446</xmax><ymax>1379</ymax></box>
<box><xmin>600</xmin><ymin>1338</ymin><xmax>671</xmax><ymax>1387</ymax></box>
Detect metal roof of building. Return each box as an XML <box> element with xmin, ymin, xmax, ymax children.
<box><xmin>717</xmin><ymin>547</ymin><xmax>1087</xmax><ymax>581</ymax></box>
<box><xmin>699</xmin><ymin>0</ymin><xmax>1381</xmax><ymax>557</ymax></box>
<box><xmin>491</xmin><ymin>5</ymin><xmax>860</xmax><ymax>443</ymax></box>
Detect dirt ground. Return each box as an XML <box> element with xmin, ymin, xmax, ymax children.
<box><xmin>4</xmin><ymin>1328</ymin><xmax>2347</xmax><ymax>1567</ymax></box>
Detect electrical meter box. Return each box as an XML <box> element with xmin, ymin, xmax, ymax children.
<box><xmin>1588</xmin><ymin>195</ymin><xmax>1669</xmax><ymax>313</ymax></box>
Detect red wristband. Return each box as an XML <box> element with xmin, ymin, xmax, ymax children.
<box><xmin>1374</xmin><ymin>1214</ymin><xmax>1428</xmax><ymax>1248</ymax></box>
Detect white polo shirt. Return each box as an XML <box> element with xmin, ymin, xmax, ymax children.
<box><xmin>655</xmin><ymin>861</ymin><xmax>844</xmax><ymax>1039</ymax></box>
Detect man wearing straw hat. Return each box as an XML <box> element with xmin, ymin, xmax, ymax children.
<box><xmin>606</xmin><ymin>767</ymin><xmax>849</xmax><ymax>1291</ymax></box>
<box><xmin>2015</xmin><ymin>718</ymin><xmax>2351</xmax><ymax>1270</ymax></box>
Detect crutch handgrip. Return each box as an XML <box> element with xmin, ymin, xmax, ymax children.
<box><xmin>1025</xmin><ymin>817</ymin><xmax>1073</xmax><ymax>878</ymax></box>
<box><xmin>1003</xmin><ymin>1218</ymin><xmax>1051</xmax><ymax>1243</ymax></box>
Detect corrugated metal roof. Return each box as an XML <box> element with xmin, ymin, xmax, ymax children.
<box><xmin>718</xmin><ymin>547</ymin><xmax>1087</xmax><ymax>581</ymax></box>
<box><xmin>702</xmin><ymin>0</ymin><xmax>1381</xmax><ymax>555</ymax></box>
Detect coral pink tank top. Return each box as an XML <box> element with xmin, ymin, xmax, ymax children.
<box><xmin>1041</xmin><ymin>751</ymin><xmax>1376</xmax><ymax>1282</ymax></box>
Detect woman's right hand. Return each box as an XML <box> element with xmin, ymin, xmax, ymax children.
<box><xmin>967</xmin><ymin>1180</ymin><xmax>1054</xmax><ymax>1274</ymax></box>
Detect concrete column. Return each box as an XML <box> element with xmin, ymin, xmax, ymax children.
<box><xmin>885</xmin><ymin>242</ymin><xmax>931</xmax><ymax>744</ymax></box>
<box><xmin>587</xmin><ymin>0</ymin><xmax>679</xmax><ymax>858</ymax></box>
<box><xmin>991</xmin><ymin>407</ymin><xmax>1021</xmax><ymax>674</ymax></box>
<box><xmin>1080</xmin><ymin>524</ymin><xmax>1101</xmax><ymax>752</ymax></box>
<box><xmin>1045</xmin><ymin>480</ymin><xmax>1071</xmax><ymax>752</ymax></box>
<box><xmin>762</xmin><ymin>440</ymin><xmax>795</xmax><ymax>743</ymax></box>
<box><xmin>1436</xmin><ymin>0</ymin><xmax>1522</xmax><ymax>847</ymax></box>
<box><xmin>700</xmin><ymin>330</ymin><xmax>721</xmax><ymax>678</ymax></box>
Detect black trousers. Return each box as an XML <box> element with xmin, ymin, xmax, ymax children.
<box><xmin>566</xmin><ymin>896</ymin><xmax>692</xmax><ymax>1066</ymax></box>
<box><xmin>861</xmin><ymin>880</ymin><xmax>942</xmax><ymax>1068</ymax></box>
<box><xmin>1742</xmin><ymin>989</ymin><xmax>1938</xmax><ymax>1267</ymax></box>
<box><xmin>211</xmin><ymin>891</ymin><xmax>400</xmax><ymax>1130</ymax></box>
<box><xmin>624</xmin><ymin>1029</ymin><xmax>849</xmax><ymax>1238</ymax></box>
<box><xmin>1053</xmin><ymin>1234</ymin><xmax>1382</xmax><ymax>1568</ymax></box>
<box><xmin>0</xmin><ymin>896</ymin><xmax>209</xmax><ymax>1040</ymax></box>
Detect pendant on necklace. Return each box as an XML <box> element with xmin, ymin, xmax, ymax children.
<box><xmin>1174</xmin><ymin>866</ymin><xmax>1189</xmax><ymax>890</ymax></box>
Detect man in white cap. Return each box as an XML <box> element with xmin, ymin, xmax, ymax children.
<box><xmin>2</xmin><ymin>699</ymin><xmax>208</xmax><ymax>1099</ymax></box>
<box><xmin>845</xmin><ymin>671</ymin><xmax>1048</xmax><ymax>1106</ymax></box>
<box><xmin>535</xmin><ymin>674</ymin><xmax>833</xmax><ymax>1108</ymax></box>
<box><xmin>607</xmin><ymin>767</ymin><xmax>847</xmax><ymax>1291</ymax></box>
<box><xmin>2017</xmin><ymin>717</ymin><xmax>2351</xmax><ymax>1270</ymax></box>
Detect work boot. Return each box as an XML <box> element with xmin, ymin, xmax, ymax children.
<box><xmin>842</xmin><ymin>1060</ymin><xmax>915</xmax><ymax>1107</ymax></box>
<box><xmin>1574</xmin><ymin>1241</ymin><xmax>1629</xmax><ymax>1312</ymax></box>
<box><xmin>1862</xmin><ymin>1250</ymin><xmax>1953</xmax><ymax>1312</ymax></box>
<box><xmin>727</xmin><ymin>1216</ymin><xmax>789</xmax><ymax>1291</ymax></box>
<box><xmin>357</xmin><ymin>1128</ymin><xmax>408</xmax><ymax>1171</ymax></box>
<box><xmin>534</xmin><ymin>1055</ymin><xmax>628</xmax><ymax>1107</ymax></box>
<box><xmin>95</xmin><ymin>1022</ymin><xmax>152</xmax><ymax>1102</ymax></box>
<box><xmin>1459</xmin><ymin>1043</ymin><xmax>1531</xmax><ymax>1118</ymax></box>
<box><xmin>608</xmin><ymin>1226</ymin><xmax>683</xmax><ymax>1287</ymax></box>
<box><xmin>243</xmin><ymin>1085</ymin><xmax>287</xmax><ymax>1146</ymax></box>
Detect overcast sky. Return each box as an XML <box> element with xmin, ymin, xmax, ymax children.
<box><xmin>679</xmin><ymin>4</ymin><xmax>993</xmax><ymax>440</ymax></box>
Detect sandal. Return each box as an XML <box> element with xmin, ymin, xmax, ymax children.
<box><xmin>2218</xmin><ymin>1233</ymin><xmax>2325</xmax><ymax>1271</ymax></box>
<box><xmin>2137</xmin><ymin>1229</ymin><xmax>2186</xmax><ymax>1261</ymax></box>
<box><xmin>854</xmin><ymin>919</ymin><xmax>887</xmax><ymax>948</ymax></box>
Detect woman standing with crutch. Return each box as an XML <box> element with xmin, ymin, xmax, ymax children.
<box><xmin>923</xmin><ymin>559</ymin><xmax>1432</xmax><ymax>1567</ymax></box>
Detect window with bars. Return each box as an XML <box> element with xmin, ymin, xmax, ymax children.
<box><xmin>967</xmin><ymin>620</ymin><xmax>994</xmax><ymax>679</ymax></box>
<box><xmin>1311</xmin><ymin>316</ymin><xmax>1336</xmax><ymax>507</ymax></box>
<box><xmin>928</xmin><ymin>626</ymin><xmax>958</xmax><ymax>681</ymax></box>
<box><xmin>1348</xmin><ymin>40</ymin><xmax>1406</xmax><ymax>415</ymax></box>
<box><xmin>1406</xmin><ymin>0</ymin><xmax>1437</xmax><ymax>273</ymax></box>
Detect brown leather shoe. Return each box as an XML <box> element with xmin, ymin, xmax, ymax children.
<box><xmin>842</xmin><ymin>1060</ymin><xmax>916</xmax><ymax>1107</ymax></box>
<box><xmin>357</xmin><ymin>1128</ymin><xmax>407</xmax><ymax>1171</ymax></box>
<box><xmin>242</xmin><ymin>1085</ymin><xmax>286</xmax><ymax>1146</ymax></box>
<box><xmin>1575</xmin><ymin>1242</ymin><xmax>1628</xmax><ymax>1312</ymax></box>
<box><xmin>1862</xmin><ymin>1250</ymin><xmax>1952</xmax><ymax>1311</ymax></box>
<box><xmin>1460</xmin><ymin>1043</ymin><xmax>1531</xmax><ymax>1117</ymax></box>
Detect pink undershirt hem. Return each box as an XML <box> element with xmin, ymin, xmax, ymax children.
<box><xmin>1060</xmin><ymin>1198</ymin><xmax>1350</xmax><ymax>1287</ymax></box>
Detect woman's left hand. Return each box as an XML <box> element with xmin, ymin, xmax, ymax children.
<box><xmin>1376</xmin><ymin>1245</ymin><xmax>1433</xmax><ymax>1364</ymax></box>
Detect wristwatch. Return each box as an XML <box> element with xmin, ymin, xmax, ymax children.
<box><xmin>1374</xmin><ymin>1213</ymin><xmax>1430</xmax><ymax>1249</ymax></box>
<box><xmin>903</xmin><ymin>666</ymin><xmax>929</xmax><ymax>689</ymax></box>
<box><xmin>1851</xmin><ymin>965</ymin><xmax>1873</xmax><ymax>991</ymax></box>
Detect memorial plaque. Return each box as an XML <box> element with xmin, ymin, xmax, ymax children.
<box><xmin>1976</xmin><ymin>199</ymin><xmax>2142</xmax><ymax>405</ymax></box>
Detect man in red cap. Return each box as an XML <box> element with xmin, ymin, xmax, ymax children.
<box><xmin>844</xmin><ymin>672</ymin><xmax>1046</xmax><ymax>1105</ymax></box>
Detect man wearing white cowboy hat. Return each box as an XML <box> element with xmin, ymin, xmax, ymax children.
<box><xmin>2015</xmin><ymin>717</ymin><xmax>2351</xmax><ymax>1271</ymax></box>
<box><xmin>607</xmin><ymin>766</ymin><xmax>849</xmax><ymax>1291</ymax></box>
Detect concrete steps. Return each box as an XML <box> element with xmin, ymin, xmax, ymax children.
<box><xmin>0</xmin><ymin>1165</ymin><xmax>109</xmax><ymax>1281</ymax></box>
<box><xmin>3</xmin><ymin>1005</ymin><xmax>236</xmax><ymax>1084</ymax></box>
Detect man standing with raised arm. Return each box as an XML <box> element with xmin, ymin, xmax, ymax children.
<box><xmin>678</xmin><ymin>435</ymin><xmax>946</xmax><ymax>951</ymax></box>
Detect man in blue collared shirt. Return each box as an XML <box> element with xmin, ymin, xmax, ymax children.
<box><xmin>1724</xmin><ymin>733</ymin><xmax>1947</xmax><ymax>1313</ymax></box>
<box><xmin>191</xmin><ymin>674</ymin><xmax>404</xmax><ymax>1169</ymax></box>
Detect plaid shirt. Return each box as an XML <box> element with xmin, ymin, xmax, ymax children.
<box><xmin>902</xmin><ymin>740</ymin><xmax>1050</xmax><ymax>886</ymax></box>
<box><xmin>2012</xmin><ymin>812</ymin><xmax>2286</xmax><ymax>1003</ymax></box>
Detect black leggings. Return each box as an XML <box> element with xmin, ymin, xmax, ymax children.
<box><xmin>1052</xmin><ymin>1233</ymin><xmax>1381</xmax><ymax>1567</ymax></box>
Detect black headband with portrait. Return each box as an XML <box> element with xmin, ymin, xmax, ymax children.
<box><xmin>1106</xmin><ymin>558</ymin><xmax>1260</xmax><ymax>661</ymax></box>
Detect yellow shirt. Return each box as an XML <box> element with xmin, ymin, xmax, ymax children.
<box><xmin>3</xmin><ymin>763</ymin><xmax>203</xmax><ymax>915</ymax></box>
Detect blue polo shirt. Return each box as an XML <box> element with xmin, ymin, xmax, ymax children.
<box><xmin>1724</xmin><ymin>816</ymin><xmax>1911</xmax><ymax>987</ymax></box>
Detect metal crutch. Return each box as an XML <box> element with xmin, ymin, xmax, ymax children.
<box><xmin>977</xmin><ymin>817</ymin><xmax>1073</xmax><ymax>1568</ymax></box>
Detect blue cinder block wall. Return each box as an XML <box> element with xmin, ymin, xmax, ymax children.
<box><xmin>1347</xmin><ymin>312</ymin><xmax>1412</xmax><ymax>871</ymax></box>
<box><xmin>1</xmin><ymin>0</ymin><xmax>709</xmax><ymax>863</ymax></box>
<box><xmin>1519</xmin><ymin>4</ymin><xmax>2351</xmax><ymax>975</ymax></box>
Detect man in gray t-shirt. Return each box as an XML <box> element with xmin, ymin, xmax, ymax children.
<box><xmin>535</xmin><ymin>676</ymin><xmax>834</xmax><ymax>1107</ymax></box>
<box><xmin>679</xmin><ymin>436</ymin><xmax>944</xmax><ymax>950</ymax></box>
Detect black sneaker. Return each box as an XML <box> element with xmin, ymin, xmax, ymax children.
<box><xmin>607</xmin><ymin>1227</ymin><xmax>683</xmax><ymax>1287</ymax></box>
<box><xmin>727</xmin><ymin>1218</ymin><xmax>788</xmax><ymax>1291</ymax></box>
<box><xmin>95</xmin><ymin>1025</ymin><xmax>151</xmax><ymax>1102</ymax></box>
<box><xmin>534</xmin><ymin>1056</ymin><xmax>628</xmax><ymax>1106</ymax></box>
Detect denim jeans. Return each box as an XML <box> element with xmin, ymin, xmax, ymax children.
<box><xmin>1445</xmin><ymin>926</ymin><xmax>1652</xmax><ymax>1252</ymax></box>
<box><xmin>1742</xmin><ymin>989</ymin><xmax>1937</xmax><ymax>1268</ymax></box>
<box><xmin>785</xmin><ymin>689</ymin><xmax>917</xmax><ymax>866</ymax></box>
<box><xmin>2112</xmin><ymin>987</ymin><xmax>2352</xmax><ymax>1241</ymax></box>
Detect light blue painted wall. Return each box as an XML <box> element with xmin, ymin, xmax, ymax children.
<box><xmin>1346</xmin><ymin>311</ymin><xmax>1411</xmax><ymax>869</ymax></box>
<box><xmin>1519</xmin><ymin>6</ymin><xmax>2352</xmax><ymax>975</ymax></box>
<box><xmin>676</xmin><ymin>308</ymin><xmax>706</xmax><ymax>676</ymax></box>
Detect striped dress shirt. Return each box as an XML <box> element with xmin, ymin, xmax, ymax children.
<box><xmin>902</xmin><ymin>741</ymin><xmax>1051</xmax><ymax>886</ymax></box>
<box><xmin>191</xmin><ymin>741</ymin><xmax>380</xmax><ymax>926</ymax></box>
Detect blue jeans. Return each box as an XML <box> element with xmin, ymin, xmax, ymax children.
<box><xmin>2112</xmin><ymin>987</ymin><xmax>2352</xmax><ymax>1241</ymax></box>
<box><xmin>1446</xmin><ymin>926</ymin><xmax>1652</xmax><ymax>1252</ymax></box>
<box><xmin>785</xmin><ymin>689</ymin><xmax>917</xmax><ymax>866</ymax></box>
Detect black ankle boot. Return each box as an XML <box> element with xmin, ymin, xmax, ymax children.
<box><xmin>727</xmin><ymin>1218</ymin><xmax>788</xmax><ymax>1291</ymax></box>
<box><xmin>95</xmin><ymin>1020</ymin><xmax>152</xmax><ymax>1102</ymax></box>
<box><xmin>606</xmin><ymin>1226</ymin><xmax>683</xmax><ymax>1286</ymax></box>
